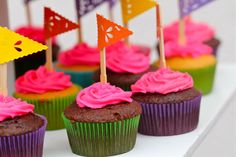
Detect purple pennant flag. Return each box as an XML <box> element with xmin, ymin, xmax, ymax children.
<box><xmin>179</xmin><ymin>0</ymin><xmax>215</xmax><ymax>18</ymax></box>
<box><xmin>108</xmin><ymin>0</ymin><xmax>117</xmax><ymax>8</ymax></box>
<box><xmin>75</xmin><ymin>0</ymin><xmax>109</xmax><ymax>18</ymax></box>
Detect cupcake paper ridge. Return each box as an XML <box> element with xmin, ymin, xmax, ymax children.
<box><xmin>15</xmin><ymin>66</ymin><xmax>73</xmax><ymax>94</ymax></box>
<box><xmin>77</xmin><ymin>82</ymin><xmax>132</xmax><ymax>109</ymax></box>
<box><xmin>106</xmin><ymin>41</ymin><xmax>150</xmax><ymax>74</ymax></box>
<box><xmin>131</xmin><ymin>68</ymin><xmax>193</xmax><ymax>94</ymax></box>
<box><xmin>0</xmin><ymin>95</ymin><xmax>34</xmax><ymax>122</ymax></box>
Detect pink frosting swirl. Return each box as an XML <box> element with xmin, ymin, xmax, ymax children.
<box><xmin>77</xmin><ymin>82</ymin><xmax>132</xmax><ymax>109</ymax></box>
<box><xmin>15</xmin><ymin>26</ymin><xmax>56</xmax><ymax>44</ymax></box>
<box><xmin>164</xmin><ymin>18</ymin><xmax>215</xmax><ymax>43</ymax></box>
<box><xmin>165</xmin><ymin>41</ymin><xmax>213</xmax><ymax>58</ymax></box>
<box><xmin>106</xmin><ymin>42</ymin><xmax>150</xmax><ymax>74</ymax></box>
<box><xmin>131</xmin><ymin>68</ymin><xmax>193</xmax><ymax>94</ymax></box>
<box><xmin>59</xmin><ymin>43</ymin><xmax>100</xmax><ymax>66</ymax></box>
<box><xmin>0</xmin><ymin>95</ymin><xmax>34</xmax><ymax>122</ymax></box>
<box><xmin>15</xmin><ymin>66</ymin><xmax>72</xmax><ymax>94</ymax></box>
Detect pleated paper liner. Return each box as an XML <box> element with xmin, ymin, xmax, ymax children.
<box><xmin>180</xmin><ymin>64</ymin><xmax>216</xmax><ymax>95</ymax></box>
<box><xmin>62</xmin><ymin>114</ymin><xmax>140</xmax><ymax>157</ymax></box>
<box><xmin>15</xmin><ymin>93</ymin><xmax>77</xmax><ymax>130</ymax></box>
<box><xmin>0</xmin><ymin>115</ymin><xmax>47</xmax><ymax>157</ymax></box>
<box><xmin>138</xmin><ymin>95</ymin><xmax>202</xmax><ymax>136</ymax></box>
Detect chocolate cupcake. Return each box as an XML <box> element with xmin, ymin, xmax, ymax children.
<box><xmin>131</xmin><ymin>68</ymin><xmax>202</xmax><ymax>136</ymax></box>
<box><xmin>63</xmin><ymin>82</ymin><xmax>141</xmax><ymax>157</ymax></box>
<box><xmin>0</xmin><ymin>95</ymin><xmax>47</xmax><ymax>157</ymax></box>
<box><xmin>14</xmin><ymin>66</ymin><xmax>81</xmax><ymax>130</ymax></box>
<box><xmin>93</xmin><ymin>41</ymin><xmax>154</xmax><ymax>91</ymax></box>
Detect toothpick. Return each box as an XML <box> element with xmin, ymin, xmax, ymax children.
<box><xmin>0</xmin><ymin>64</ymin><xmax>8</xmax><ymax>96</ymax></box>
<box><xmin>77</xmin><ymin>17</ymin><xmax>83</xmax><ymax>43</ymax></box>
<box><xmin>108</xmin><ymin>4</ymin><xmax>114</xmax><ymax>21</ymax></box>
<box><xmin>156</xmin><ymin>3</ymin><xmax>166</xmax><ymax>68</ymax></box>
<box><xmin>45</xmin><ymin>38</ymin><xmax>53</xmax><ymax>70</ymax></box>
<box><xmin>178</xmin><ymin>18</ymin><xmax>186</xmax><ymax>45</ymax></box>
<box><xmin>25</xmin><ymin>3</ymin><xmax>32</xmax><ymax>26</ymax></box>
<box><xmin>100</xmin><ymin>48</ymin><xmax>107</xmax><ymax>83</ymax></box>
<box><xmin>123</xmin><ymin>22</ymin><xmax>129</xmax><ymax>45</ymax></box>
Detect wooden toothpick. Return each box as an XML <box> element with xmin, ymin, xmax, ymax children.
<box><xmin>45</xmin><ymin>38</ymin><xmax>53</xmax><ymax>70</ymax></box>
<box><xmin>77</xmin><ymin>17</ymin><xmax>83</xmax><ymax>43</ymax></box>
<box><xmin>25</xmin><ymin>3</ymin><xmax>32</xmax><ymax>26</ymax></box>
<box><xmin>0</xmin><ymin>63</ymin><xmax>8</xmax><ymax>96</ymax></box>
<box><xmin>178</xmin><ymin>18</ymin><xmax>186</xmax><ymax>45</ymax></box>
<box><xmin>100</xmin><ymin>48</ymin><xmax>107</xmax><ymax>83</ymax></box>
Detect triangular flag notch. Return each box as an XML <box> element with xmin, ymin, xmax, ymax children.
<box><xmin>0</xmin><ymin>27</ymin><xmax>48</xmax><ymax>64</ymax></box>
<box><xmin>121</xmin><ymin>0</ymin><xmax>156</xmax><ymax>23</ymax></box>
<box><xmin>44</xmin><ymin>7</ymin><xmax>79</xmax><ymax>39</ymax></box>
<box><xmin>97</xmin><ymin>14</ymin><xmax>133</xmax><ymax>49</ymax></box>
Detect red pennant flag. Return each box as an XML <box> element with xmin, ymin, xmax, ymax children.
<box><xmin>97</xmin><ymin>14</ymin><xmax>133</xmax><ymax>49</ymax></box>
<box><xmin>44</xmin><ymin>7</ymin><xmax>79</xmax><ymax>39</ymax></box>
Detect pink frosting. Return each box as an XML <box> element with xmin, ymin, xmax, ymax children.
<box><xmin>59</xmin><ymin>43</ymin><xmax>100</xmax><ymax>66</ymax></box>
<box><xmin>77</xmin><ymin>82</ymin><xmax>132</xmax><ymax>109</ymax></box>
<box><xmin>164</xmin><ymin>18</ymin><xmax>215</xmax><ymax>43</ymax></box>
<box><xmin>165</xmin><ymin>41</ymin><xmax>213</xmax><ymax>58</ymax></box>
<box><xmin>131</xmin><ymin>68</ymin><xmax>193</xmax><ymax>94</ymax></box>
<box><xmin>15</xmin><ymin>26</ymin><xmax>56</xmax><ymax>44</ymax></box>
<box><xmin>106</xmin><ymin>41</ymin><xmax>150</xmax><ymax>74</ymax></box>
<box><xmin>0</xmin><ymin>95</ymin><xmax>34</xmax><ymax>122</ymax></box>
<box><xmin>15</xmin><ymin>66</ymin><xmax>72</xmax><ymax>94</ymax></box>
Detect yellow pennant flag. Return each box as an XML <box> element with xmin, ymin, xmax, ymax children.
<box><xmin>0</xmin><ymin>27</ymin><xmax>48</xmax><ymax>64</ymax></box>
<box><xmin>121</xmin><ymin>0</ymin><xmax>156</xmax><ymax>23</ymax></box>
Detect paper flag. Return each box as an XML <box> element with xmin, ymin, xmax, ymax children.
<box><xmin>179</xmin><ymin>0</ymin><xmax>215</xmax><ymax>17</ymax></box>
<box><xmin>121</xmin><ymin>0</ymin><xmax>156</xmax><ymax>23</ymax></box>
<box><xmin>97</xmin><ymin>14</ymin><xmax>133</xmax><ymax>49</ymax></box>
<box><xmin>0</xmin><ymin>27</ymin><xmax>48</xmax><ymax>64</ymax></box>
<box><xmin>109</xmin><ymin>0</ymin><xmax>117</xmax><ymax>8</ymax></box>
<box><xmin>44</xmin><ymin>7</ymin><xmax>79</xmax><ymax>39</ymax></box>
<box><xmin>75</xmin><ymin>0</ymin><xmax>108</xmax><ymax>18</ymax></box>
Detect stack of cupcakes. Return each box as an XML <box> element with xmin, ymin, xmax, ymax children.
<box><xmin>14</xmin><ymin>66</ymin><xmax>80</xmax><ymax>130</ymax></box>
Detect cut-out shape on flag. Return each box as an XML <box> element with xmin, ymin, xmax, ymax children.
<box><xmin>109</xmin><ymin>0</ymin><xmax>117</xmax><ymax>8</ymax></box>
<box><xmin>121</xmin><ymin>0</ymin><xmax>156</xmax><ymax>23</ymax></box>
<box><xmin>0</xmin><ymin>27</ymin><xmax>48</xmax><ymax>64</ymax></box>
<box><xmin>97</xmin><ymin>14</ymin><xmax>133</xmax><ymax>49</ymax></box>
<box><xmin>179</xmin><ymin>0</ymin><xmax>215</xmax><ymax>18</ymax></box>
<box><xmin>44</xmin><ymin>7</ymin><xmax>79</xmax><ymax>39</ymax></box>
<box><xmin>75</xmin><ymin>0</ymin><xmax>108</xmax><ymax>18</ymax></box>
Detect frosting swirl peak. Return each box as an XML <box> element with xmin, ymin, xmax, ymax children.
<box><xmin>77</xmin><ymin>82</ymin><xmax>132</xmax><ymax>109</ymax></box>
<box><xmin>16</xmin><ymin>66</ymin><xmax>72</xmax><ymax>94</ymax></box>
<box><xmin>131</xmin><ymin>68</ymin><xmax>193</xmax><ymax>94</ymax></box>
<box><xmin>0</xmin><ymin>95</ymin><xmax>34</xmax><ymax>122</ymax></box>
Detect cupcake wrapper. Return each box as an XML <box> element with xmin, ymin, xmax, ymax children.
<box><xmin>138</xmin><ymin>95</ymin><xmax>202</xmax><ymax>136</ymax></box>
<box><xmin>62</xmin><ymin>114</ymin><xmax>140</xmax><ymax>157</ymax></box>
<box><xmin>0</xmin><ymin>115</ymin><xmax>47</xmax><ymax>157</ymax></box>
<box><xmin>181</xmin><ymin>64</ymin><xmax>216</xmax><ymax>95</ymax></box>
<box><xmin>116</xmin><ymin>84</ymin><xmax>131</xmax><ymax>91</ymax></box>
<box><xmin>17</xmin><ymin>94</ymin><xmax>76</xmax><ymax>130</ymax></box>
<box><xmin>58</xmin><ymin>70</ymin><xmax>94</xmax><ymax>88</ymax></box>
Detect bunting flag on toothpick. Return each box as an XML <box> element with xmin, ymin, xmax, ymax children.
<box><xmin>44</xmin><ymin>7</ymin><xmax>79</xmax><ymax>70</ymax></box>
<box><xmin>121</xmin><ymin>0</ymin><xmax>156</xmax><ymax>23</ymax></box>
<box><xmin>0</xmin><ymin>27</ymin><xmax>48</xmax><ymax>95</ymax></box>
<box><xmin>96</xmin><ymin>14</ymin><xmax>133</xmax><ymax>83</ymax></box>
<box><xmin>179</xmin><ymin>0</ymin><xmax>215</xmax><ymax>18</ymax></box>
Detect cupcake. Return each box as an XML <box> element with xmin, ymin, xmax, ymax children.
<box><xmin>0</xmin><ymin>95</ymin><xmax>47</xmax><ymax>157</ymax></box>
<box><xmin>93</xmin><ymin>41</ymin><xmax>155</xmax><ymax>91</ymax></box>
<box><xmin>56</xmin><ymin>43</ymin><xmax>100</xmax><ymax>88</ymax></box>
<box><xmin>131</xmin><ymin>68</ymin><xmax>202</xmax><ymax>136</ymax></box>
<box><xmin>161</xmin><ymin>18</ymin><xmax>220</xmax><ymax>56</ymax></box>
<box><xmin>63</xmin><ymin>82</ymin><xmax>141</xmax><ymax>157</ymax></box>
<box><xmin>156</xmin><ymin>41</ymin><xmax>216</xmax><ymax>95</ymax></box>
<box><xmin>14</xmin><ymin>26</ymin><xmax>60</xmax><ymax>78</ymax></box>
<box><xmin>14</xmin><ymin>66</ymin><xmax>80</xmax><ymax>130</ymax></box>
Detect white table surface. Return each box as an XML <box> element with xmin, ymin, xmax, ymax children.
<box><xmin>43</xmin><ymin>63</ymin><xmax>236</xmax><ymax>157</ymax></box>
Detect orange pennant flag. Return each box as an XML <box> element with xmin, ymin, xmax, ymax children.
<box><xmin>44</xmin><ymin>7</ymin><xmax>79</xmax><ymax>39</ymax></box>
<box><xmin>121</xmin><ymin>0</ymin><xmax>156</xmax><ymax>23</ymax></box>
<box><xmin>97</xmin><ymin>14</ymin><xmax>133</xmax><ymax>49</ymax></box>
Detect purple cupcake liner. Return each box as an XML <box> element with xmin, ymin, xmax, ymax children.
<box><xmin>0</xmin><ymin>115</ymin><xmax>47</xmax><ymax>157</ymax></box>
<box><xmin>138</xmin><ymin>95</ymin><xmax>202</xmax><ymax>136</ymax></box>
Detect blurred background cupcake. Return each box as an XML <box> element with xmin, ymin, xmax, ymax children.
<box><xmin>0</xmin><ymin>95</ymin><xmax>47</xmax><ymax>157</ymax></box>
<box><xmin>94</xmin><ymin>41</ymin><xmax>155</xmax><ymax>91</ymax></box>
<box><xmin>63</xmin><ymin>82</ymin><xmax>141</xmax><ymax>157</ymax></box>
<box><xmin>14</xmin><ymin>66</ymin><xmax>80</xmax><ymax>130</ymax></box>
<box><xmin>132</xmin><ymin>68</ymin><xmax>202</xmax><ymax>136</ymax></box>
<box><xmin>56</xmin><ymin>43</ymin><xmax>100</xmax><ymax>88</ymax></box>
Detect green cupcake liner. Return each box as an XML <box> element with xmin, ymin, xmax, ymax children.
<box><xmin>62</xmin><ymin>114</ymin><xmax>140</xmax><ymax>157</ymax></box>
<box><xmin>14</xmin><ymin>93</ymin><xmax>77</xmax><ymax>130</ymax></box>
<box><xmin>179</xmin><ymin>64</ymin><xmax>216</xmax><ymax>95</ymax></box>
